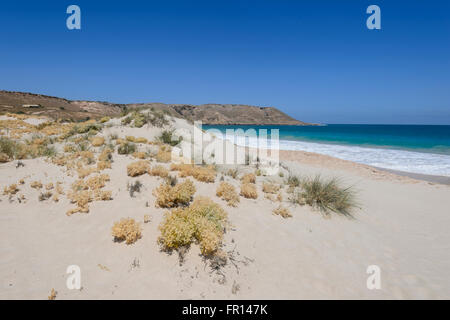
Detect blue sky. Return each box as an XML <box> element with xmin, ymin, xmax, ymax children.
<box><xmin>1</xmin><ymin>1</ymin><xmax>449</xmax><ymax>124</ymax></box>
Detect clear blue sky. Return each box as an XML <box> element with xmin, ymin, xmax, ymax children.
<box><xmin>1</xmin><ymin>1</ymin><xmax>449</xmax><ymax>124</ymax></box>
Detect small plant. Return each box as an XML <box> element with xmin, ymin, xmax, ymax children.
<box><xmin>157</xmin><ymin>130</ymin><xmax>181</xmax><ymax>146</ymax></box>
<box><xmin>287</xmin><ymin>175</ymin><xmax>300</xmax><ymax>188</ymax></box>
<box><xmin>117</xmin><ymin>142</ymin><xmax>136</xmax><ymax>155</ymax></box>
<box><xmin>225</xmin><ymin>168</ymin><xmax>238</xmax><ymax>179</ymax></box>
<box><xmin>30</xmin><ymin>181</ymin><xmax>43</xmax><ymax>189</ymax></box>
<box><xmin>273</xmin><ymin>206</ymin><xmax>292</xmax><ymax>218</ymax></box>
<box><xmin>3</xmin><ymin>184</ymin><xmax>19</xmax><ymax>195</ymax></box>
<box><xmin>149</xmin><ymin>165</ymin><xmax>169</xmax><ymax>178</ymax></box>
<box><xmin>128</xmin><ymin>180</ymin><xmax>143</xmax><ymax>197</ymax></box>
<box><xmin>297</xmin><ymin>176</ymin><xmax>356</xmax><ymax>217</ymax></box>
<box><xmin>39</xmin><ymin>191</ymin><xmax>53</xmax><ymax>201</ymax></box>
<box><xmin>100</xmin><ymin>116</ymin><xmax>110</xmax><ymax>123</ymax></box>
<box><xmin>91</xmin><ymin>136</ymin><xmax>105</xmax><ymax>147</ymax></box>
<box><xmin>153</xmin><ymin>179</ymin><xmax>196</xmax><ymax>208</ymax></box>
<box><xmin>240</xmin><ymin>183</ymin><xmax>257</xmax><ymax>199</ymax></box>
<box><xmin>164</xmin><ymin>174</ymin><xmax>178</xmax><ymax>186</ymax></box>
<box><xmin>158</xmin><ymin>196</ymin><xmax>228</xmax><ymax>255</ymax></box>
<box><xmin>127</xmin><ymin>160</ymin><xmax>150</xmax><ymax>177</ymax></box>
<box><xmin>241</xmin><ymin>173</ymin><xmax>256</xmax><ymax>184</ymax></box>
<box><xmin>262</xmin><ymin>182</ymin><xmax>280</xmax><ymax>194</ymax></box>
<box><xmin>111</xmin><ymin>218</ymin><xmax>142</xmax><ymax>244</ymax></box>
<box><xmin>155</xmin><ymin>146</ymin><xmax>172</xmax><ymax>163</ymax></box>
<box><xmin>216</xmin><ymin>182</ymin><xmax>239</xmax><ymax>207</ymax></box>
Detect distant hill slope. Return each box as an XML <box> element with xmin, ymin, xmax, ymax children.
<box><xmin>0</xmin><ymin>90</ymin><xmax>310</xmax><ymax>125</ymax></box>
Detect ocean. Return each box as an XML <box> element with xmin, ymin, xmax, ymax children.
<box><xmin>202</xmin><ymin>124</ymin><xmax>450</xmax><ymax>177</ymax></box>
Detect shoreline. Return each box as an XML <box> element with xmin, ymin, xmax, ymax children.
<box><xmin>277</xmin><ymin>149</ymin><xmax>450</xmax><ymax>186</ymax></box>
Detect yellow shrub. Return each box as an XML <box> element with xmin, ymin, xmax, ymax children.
<box><xmin>149</xmin><ymin>165</ymin><xmax>169</xmax><ymax>178</ymax></box>
<box><xmin>158</xmin><ymin>197</ymin><xmax>227</xmax><ymax>255</ymax></box>
<box><xmin>273</xmin><ymin>206</ymin><xmax>292</xmax><ymax>218</ymax></box>
<box><xmin>240</xmin><ymin>183</ymin><xmax>257</xmax><ymax>199</ymax></box>
<box><xmin>135</xmin><ymin>137</ymin><xmax>148</xmax><ymax>144</ymax></box>
<box><xmin>153</xmin><ymin>179</ymin><xmax>196</xmax><ymax>208</ymax></box>
<box><xmin>98</xmin><ymin>148</ymin><xmax>113</xmax><ymax>162</ymax></box>
<box><xmin>112</xmin><ymin>218</ymin><xmax>142</xmax><ymax>244</ymax></box>
<box><xmin>100</xmin><ymin>116</ymin><xmax>110</xmax><ymax>123</ymax></box>
<box><xmin>0</xmin><ymin>152</ymin><xmax>10</xmax><ymax>163</ymax></box>
<box><xmin>64</xmin><ymin>144</ymin><xmax>76</xmax><ymax>153</ymax></box>
<box><xmin>31</xmin><ymin>181</ymin><xmax>43</xmax><ymax>189</ymax></box>
<box><xmin>77</xmin><ymin>166</ymin><xmax>97</xmax><ymax>179</ymax></box>
<box><xmin>45</xmin><ymin>183</ymin><xmax>54</xmax><ymax>190</ymax></box>
<box><xmin>97</xmin><ymin>160</ymin><xmax>111</xmax><ymax>170</ymax></box>
<box><xmin>3</xmin><ymin>184</ymin><xmax>19</xmax><ymax>195</ymax></box>
<box><xmin>94</xmin><ymin>189</ymin><xmax>112</xmax><ymax>201</ymax></box>
<box><xmin>241</xmin><ymin>173</ymin><xmax>256</xmax><ymax>184</ymax></box>
<box><xmin>171</xmin><ymin>164</ymin><xmax>216</xmax><ymax>183</ymax></box>
<box><xmin>155</xmin><ymin>148</ymin><xmax>171</xmax><ymax>163</ymax></box>
<box><xmin>262</xmin><ymin>182</ymin><xmax>280</xmax><ymax>194</ymax></box>
<box><xmin>127</xmin><ymin>160</ymin><xmax>150</xmax><ymax>177</ymax></box>
<box><xmin>126</xmin><ymin>136</ymin><xmax>136</xmax><ymax>142</ymax></box>
<box><xmin>216</xmin><ymin>182</ymin><xmax>239</xmax><ymax>207</ymax></box>
<box><xmin>91</xmin><ymin>136</ymin><xmax>105</xmax><ymax>147</ymax></box>
<box><xmin>132</xmin><ymin>151</ymin><xmax>146</xmax><ymax>159</ymax></box>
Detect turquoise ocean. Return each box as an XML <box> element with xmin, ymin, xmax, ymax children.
<box><xmin>202</xmin><ymin>124</ymin><xmax>450</xmax><ymax>177</ymax></box>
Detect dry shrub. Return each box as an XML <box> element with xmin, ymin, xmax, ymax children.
<box><xmin>111</xmin><ymin>218</ymin><xmax>142</xmax><ymax>244</ymax></box>
<box><xmin>97</xmin><ymin>160</ymin><xmax>111</xmax><ymax>170</ymax></box>
<box><xmin>240</xmin><ymin>183</ymin><xmax>257</xmax><ymax>199</ymax></box>
<box><xmin>45</xmin><ymin>182</ymin><xmax>54</xmax><ymax>190</ymax></box>
<box><xmin>132</xmin><ymin>151</ymin><xmax>146</xmax><ymax>159</ymax></box>
<box><xmin>277</xmin><ymin>192</ymin><xmax>283</xmax><ymax>202</ymax></box>
<box><xmin>170</xmin><ymin>164</ymin><xmax>216</xmax><ymax>183</ymax></box>
<box><xmin>135</xmin><ymin>137</ymin><xmax>148</xmax><ymax>144</ymax></box>
<box><xmin>77</xmin><ymin>166</ymin><xmax>97</xmax><ymax>179</ymax></box>
<box><xmin>155</xmin><ymin>147</ymin><xmax>171</xmax><ymax>163</ymax></box>
<box><xmin>153</xmin><ymin>179</ymin><xmax>196</xmax><ymax>208</ymax></box>
<box><xmin>0</xmin><ymin>152</ymin><xmax>10</xmax><ymax>163</ymax></box>
<box><xmin>3</xmin><ymin>184</ymin><xmax>19</xmax><ymax>195</ymax></box>
<box><xmin>149</xmin><ymin>165</ymin><xmax>169</xmax><ymax>178</ymax></box>
<box><xmin>39</xmin><ymin>191</ymin><xmax>53</xmax><ymax>201</ymax></box>
<box><xmin>94</xmin><ymin>189</ymin><xmax>112</xmax><ymax>201</ymax></box>
<box><xmin>117</xmin><ymin>142</ymin><xmax>136</xmax><ymax>155</ymax></box>
<box><xmin>48</xmin><ymin>288</ymin><xmax>57</xmax><ymax>300</ymax></box>
<box><xmin>241</xmin><ymin>173</ymin><xmax>256</xmax><ymax>184</ymax></box>
<box><xmin>226</xmin><ymin>168</ymin><xmax>238</xmax><ymax>179</ymax></box>
<box><xmin>100</xmin><ymin>116</ymin><xmax>110</xmax><ymax>123</ymax></box>
<box><xmin>126</xmin><ymin>136</ymin><xmax>136</xmax><ymax>142</ymax></box>
<box><xmin>127</xmin><ymin>160</ymin><xmax>150</xmax><ymax>177</ymax></box>
<box><xmin>158</xmin><ymin>196</ymin><xmax>227</xmax><ymax>255</ymax></box>
<box><xmin>98</xmin><ymin>148</ymin><xmax>113</xmax><ymax>162</ymax></box>
<box><xmin>262</xmin><ymin>182</ymin><xmax>280</xmax><ymax>194</ymax></box>
<box><xmin>31</xmin><ymin>181</ymin><xmax>43</xmax><ymax>189</ymax></box>
<box><xmin>273</xmin><ymin>206</ymin><xmax>292</xmax><ymax>218</ymax></box>
<box><xmin>144</xmin><ymin>214</ymin><xmax>151</xmax><ymax>223</ymax></box>
<box><xmin>91</xmin><ymin>136</ymin><xmax>105</xmax><ymax>147</ymax></box>
<box><xmin>64</xmin><ymin>144</ymin><xmax>76</xmax><ymax>153</ymax></box>
<box><xmin>216</xmin><ymin>182</ymin><xmax>239</xmax><ymax>207</ymax></box>
<box><xmin>18</xmin><ymin>179</ymin><xmax>25</xmax><ymax>185</ymax></box>
<box><xmin>86</xmin><ymin>174</ymin><xmax>110</xmax><ymax>190</ymax></box>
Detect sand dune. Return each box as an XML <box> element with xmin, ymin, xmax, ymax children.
<box><xmin>1</xmin><ymin>112</ymin><xmax>449</xmax><ymax>299</ymax></box>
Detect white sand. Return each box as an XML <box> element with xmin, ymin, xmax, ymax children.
<box><xmin>1</xmin><ymin>117</ymin><xmax>450</xmax><ymax>300</ymax></box>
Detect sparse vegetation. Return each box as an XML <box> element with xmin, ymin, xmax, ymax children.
<box><xmin>128</xmin><ymin>180</ymin><xmax>143</xmax><ymax>197</ymax></box>
<box><xmin>111</xmin><ymin>218</ymin><xmax>142</xmax><ymax>244</ymax></box>
<box><xmin>240</xmin><ymin>183</ymin><xmax>258</xmax><ymax>199</ymax></box>
<box><xmin>262</xmin><ymin>182</ymin><xmax>280</xmax><ymax>194</ymax></box>
<box><xmin>153</xmin><ymin>179</ymin><xmax>196</xmax><ymax>208</ymax></box>
<box><xmin>293</xmin><ymin>176</ymin><xmax>356</xmax><ymax>216</ymax></box>
<box><xmin>170</xmin><ymin>163</ymin><xmax>216</xmax><ymax>183</ymax></box>
<box><xmin>157</xmin><ymin>130</ymin><xmax>181</xmax><ymax>146</ymax></box>
<box><xmin>273</xmin><ymin>206</ymin><xmax>292</xmax><ymax>218</ymax></box>
<box><xmin>127</xmin><ymin>160</ymin><xmax>150</xmax><ymax>177</ymax></box>
<box><xmin>117</xmin><ymin>142</ymin><xmax>136</xmax><ymax>155</ymax></box>
<box><xmin>149</xmin><ymin>165</ymin><xmax>169</xmax><ymax>178</ymax></box>
<box><xmin>216</xmin><ymin>182</ymin><xmax>239</xmax><ymax>207</ymax></box>
<box><xmin>241</xmin><ymin>173</ymin><xmax>256</xmax><ymax>184</ymax></box>
<box><xmin>158</xmin><ymin>196</ymin><xmax>227</xmax><ymax>255</ymax></box>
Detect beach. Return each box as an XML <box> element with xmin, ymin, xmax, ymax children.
<box><xmin>1</xmin><ymin>113</ymin><xmax>450</xmax><ymax>299</ymax></box>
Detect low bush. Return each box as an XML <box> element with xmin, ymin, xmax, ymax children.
<box><xmin>240</xmin><ymin>183</ymin><xmax>257</xmax><ymax>199</ymax></box>
<box><xmin>273</xmin><ymin>206</ymin><xmax>292</xmax><ymax>218</ymax></box>
<box><xmin>117</xmin><ymin>142</ymin><xmax>136</xmax><ymax>155</ymax></box>
<box><xmin>111</xmin><ymin>218</ymin><xmax>142</xmax><ymax>244</ymax></box>
<box><xmin>149</xmin><ymin>165</ymin><xmax>169</xmax><ymax>178</ymax></box>
<box><xmin>216</xmin><ymin>182</ymin><xmax>239</xmax><ymax>207</ymax></box>
<box><xmin>153</xmin><ymin>179</ymin><xmax>196</xmax><ymax>208</ymax></box>
<box><xmin>127</xmin><ymin>160</ymin><xmax>150</xmax><ymax>177</ymax></box>
<box><xmin>296</xmin><ymin>176</ymin><xmax>356</xmax><ymax>216</ymax></box>
<box><xmin>241</xmin><ymin>173</ymin><xmax>256</xmax><ymax>184</ymax></box>
<box><xmin>262</xmin><ymin>182</ymin><xmax>280</xmax><ymax>194</ymax></box>
<box><xmin>158</xmin><ymin>196</ymin><xmax>227</xmax><ymax>255</ymax></box>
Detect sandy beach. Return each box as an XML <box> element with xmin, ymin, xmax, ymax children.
<box><xmin>1</xmin><ymin>112</ymin><xmax>449</xmax><ymax>300</ymax></box>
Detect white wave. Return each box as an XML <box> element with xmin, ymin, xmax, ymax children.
<box><xmin>222</xmin><ymin>133</ymin><xmax>450</xmax><ymax>177</ymax></box>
